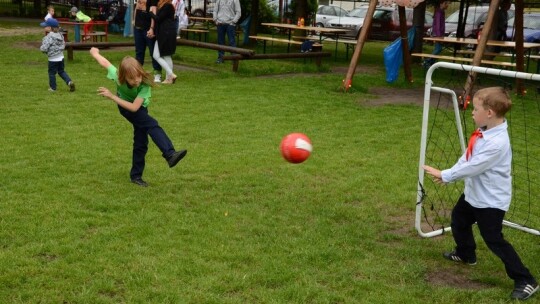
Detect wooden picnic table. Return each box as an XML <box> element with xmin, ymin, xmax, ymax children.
<box><xmin>58</xmin><ymin>20</ymin><xmax>109</xmax><ymax>43</ymax></box>
<box><xmin>420</xmin><ymin>36</ymin><xmax>540</xmax><ymax>71</ymax></box>
<box><xmin>260</xmin><ymin>23</ymin><xmax>349</xmax><ymax>57</ymax></box>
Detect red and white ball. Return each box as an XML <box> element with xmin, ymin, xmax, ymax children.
<box><xmin>280</xmin><ymin>133</ymin><xmax>312</xmax><ymax>164</ymax></box>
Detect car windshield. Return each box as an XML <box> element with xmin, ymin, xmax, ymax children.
<box><xmin>346</xmin><ymin>7</ymin><xmax>368</xmax><ymax>18</ymax></box>
<box><xmin>446</xmin><ymin>9</ymin><xmax>485</xmax><ymax>24</ymax></box>
<box><xmin>508</xmin><ymin>15</ymin><xmax>540</xmax><ymax>29</ymax></box>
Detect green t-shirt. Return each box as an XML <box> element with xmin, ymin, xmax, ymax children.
<box><xmin>75</xmin><ymin>11</ymin><xmax>92</xmax><ymax>22</ymax></box>
<box><xmin>107</xmin><ymin>65</ymin><xmax>151</xmax><ymax>108</ymax></box>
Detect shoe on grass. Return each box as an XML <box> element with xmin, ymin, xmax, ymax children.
<box><xmin>131</xmin><ymin>177</ymin><xmax>148</xmax><ymax>187</ymax></box>
<box><xmin>154</xmin><ymin>73</ymin><xmax>162</xmax><ymax>83</ymax></box>
<box><xmin>443</xmin><ymin>250</ymin><xmax>477</xmax><ymax>265</ymax></box>
<box><xmin>167</xmin><ymin>150</ymin><xmax>187</xmax><ymax>168</ymax></box>
<box><xmin>510</xmin><ymin>282</ymin><xmax>539</xmax><ymax>301</ymax></box>
<box><xmin>68</xmin><ymin>81</ymin><xmax>75</xmax><ymax>92</ymax></box>
<box><xmin>48</xmin><ymin>88</ymin><xmax>56</xmax><ymax>92</ymax></box>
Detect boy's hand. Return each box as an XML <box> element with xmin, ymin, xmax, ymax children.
<box><xmin>89</xmin><ymin>47</ymin><xmax>99</xmax><ymax>56</ymax></box>
<box><xmin>423</xmin><ymin>165</ymin><xmax>444</xmax><ymax>184</ymax></box>
<box><xmin>97</xmin><ymin>87</ymin><xmax>113</xmax><ymax>99</ymax></box>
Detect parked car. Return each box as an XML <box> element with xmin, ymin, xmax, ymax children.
<box><xmin>327</xmin><ymin>6</ymin><xmax>433</xmax><ymax>41</ymax></box>
<box><xmin>189</xmin><ymin>0</ymin><xmax>214</xmax><ymax>17</ymax></box>
<box><xmin>506</xmin><ymin>13</ymin><xmax>540</xmax><ymax>42</ymax></box>
<box><xmin>316</xmin><ymin>5</ymin><xmax>349</xmax><ymax>28</ymax></box>
<box><xmin>326</xmin><ymin>6</ymin><xmax>368</xmax><ymax>36</ymax></box>
<box><xmin>370</xmin><ymin>7</ymin><xmax>433</xmax><ymax>41</ymax></box>
<box><xmin>444</xmin><ymin>5</ymin><xmax>515</xmax><ymax>38</ymax></box>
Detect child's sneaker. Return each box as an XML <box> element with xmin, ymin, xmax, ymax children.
<box><xmin>48</xmin><ymin>88</ymin><xmax>56</xmax><ymax>92</ymax></box>
<box><xmin>154</xmin><ymin>73</ymin><xmax>162</xmax><ymax>83</ymax></box>
<box><xmin>68</xmin><ymin>81</ymin><xmax>75</xmax><ymax>92</ymax></box>
<box><xmin>510</xmin><ymin>282</ymin><xmax>539</xmax><ymax>300</ymax></box>
<box><xmin>443</xmin><ymin>250</ymin><xmax>477</xmax><ymax>265</ymax></box>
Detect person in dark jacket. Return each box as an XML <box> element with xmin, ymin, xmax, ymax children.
<box><xmin>133</xmin><ymin>0</ymin><xmax>163</xmax><ymax>82</ymax></box>
<box><xmin>151</xmin><ymin>0</ymin><xmax>177</xmax><ymax>84</ymax></box>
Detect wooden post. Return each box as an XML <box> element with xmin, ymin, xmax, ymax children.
<box><xmin>462</xmin><ymin>0</ymin><xmax>500</xmax><ymax>108</ymax></box>
<box><xmin>398</xmin><ymin>5</ymin><xmax>413</xmax><ymax>83</ymax></box>
<box><xmin>341</xmin><ymin>0</ymin><xmax>378</xmax><ymax>92</ymax></box>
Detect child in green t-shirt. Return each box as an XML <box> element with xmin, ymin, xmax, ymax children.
<box><xmin>70</xmin><ymin>6</ymin><xmax>93</xmax><ymax>41</ymax></box>
<box><xmin>89</xmin><ymin>47</ymin><xmax>187</xmax><ymax>187</ymax></box>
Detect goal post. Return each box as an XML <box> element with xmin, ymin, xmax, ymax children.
<box><xmin>415</xmin><ymin>62</ymin><xmax>540</xmax><ymax>238</ymax></box>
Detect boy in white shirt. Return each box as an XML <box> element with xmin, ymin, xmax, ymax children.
<box><xmin>424</xmin><ymin>87</ymin><xmax>538</xmax><ymax>301</ymax></box>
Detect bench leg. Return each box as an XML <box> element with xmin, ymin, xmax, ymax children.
<box><xmin>232</xmin><ymin>60</ymin><xmax>239</xmax><ymax>72</ymax></box>
<box><xmin>68</xmin><ymin>45</ymin><xmax>74</xmax><ymax>61</ymax></box>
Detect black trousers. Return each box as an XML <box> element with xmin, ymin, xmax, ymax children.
<box><xmin>451</xmin><ymin>194</ymin><xmax>536</xmax><ymax>285</ymax></box>
<box><xmin>118</xmin><ymin>105</ymin><xmax>175</xmax><ymax>179</ymax></box>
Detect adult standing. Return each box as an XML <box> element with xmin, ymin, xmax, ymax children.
<box><xmin>495</xmin><ymin>0</ymin><xmax>512</xmax><ymax>41</ymax></box>
<box><xmin>151</xmin><ymin>0</ymin><xmax>178</xmax><ymax>84</ymax></box>
<box><xmin>213</xmin><ymin>0</ymin><xmax>241</xmax><ymax>64</ymax></box>
<box><xmin>172</xmin><ymin>0</ymin><xmax>188</xmax><ymax>38</ymax></box>
<box><xmin>133</xmin><ymin>0</ymin><xmax>163</xmax><ymax>83</ymax></box>
<box><xmin>423</xmin><ymin>0</ymin><xmax>450</xmax><ymax>68</ymax></box>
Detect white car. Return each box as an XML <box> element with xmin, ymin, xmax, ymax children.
<box><xmin>316</xmin><ymin>5</ymin><xmax>349</xmax><ymax>28</ymax></box>
<box><xmin>326</xmin><ymin>6</ymin><xmax>368</xmax><ymax>37</ymax></box>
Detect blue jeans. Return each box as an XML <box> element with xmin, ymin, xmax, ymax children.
<box><xmin>48</xmin><ymin>59</ymin><xmax>71</xmax><ymax>90</ymax></box>
<box><xmin>216</xmin><ymin>23</ymin><xmax>236</xmax><ymax>59</ymax></box>
<box><xmin>134</xmin><ymin>27</ymin><xmax>162</xmax><ymax>73</ymax></box>
<box><xmin>118</xmin><ymin>105</ymin><xmax>176</xmax><ymax>179</ymax></box>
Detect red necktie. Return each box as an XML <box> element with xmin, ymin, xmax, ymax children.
<box><xmin>466</xmin><ymin>129</ymin><xmax>483</xmax><ymax>161</ymax></box>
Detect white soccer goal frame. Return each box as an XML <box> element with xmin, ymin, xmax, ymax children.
<box><xmin>416</xmin><ymin>62</ymin><xmax>540</xmax><ymax>238</ymax></box>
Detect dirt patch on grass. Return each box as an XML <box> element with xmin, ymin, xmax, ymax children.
<box><xmin>0</xmin><ymin>26</ymin><xmax>42</xmax><ymax>37</ymax></box>
<box><xmin>426</xmin><ymin>267</ymin><xmax>492</xmax><ymax>290</ymax></box>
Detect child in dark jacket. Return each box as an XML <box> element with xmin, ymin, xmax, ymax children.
<box><xmin>40</xmin><ymin>18</ymin><xmax>75</xmax><ymax>92</ymax></box>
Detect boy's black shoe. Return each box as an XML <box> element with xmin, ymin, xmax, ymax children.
<box><xmin>511</xmin><ymin>282</ymin><xmax>539</xmax><ymax>301</ymax></box>
<box><xmin>443</xmin><ymin>250</ymin><xmax>477</xmax><ymax>265</ymax></box>
<box><xmin>68</xmin><ymin>81</ymin><xmax>75</xmax><ymax>92</ymax></box>
<box><xmin>131</xmin><ymin>177</ymin><xmax>148</xmax><ymax>187</ymax></box>
<box><xmin>167</xmin><ymin>150</ymin><xmax>187</xmax><ymax>168</ymax></box>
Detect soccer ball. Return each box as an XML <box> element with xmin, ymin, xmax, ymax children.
<box><xmin>280</xmin><ymin>133</ymin><xmax>312</xmax><ymax>164</ymax></box>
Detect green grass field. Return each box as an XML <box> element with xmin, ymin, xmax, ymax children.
<box><xmin>0</xmin><ymin>19</ymin><xmax>538</xmax><ymax>303</ymax></box>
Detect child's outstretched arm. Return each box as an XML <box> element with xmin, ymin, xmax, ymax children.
<box><xmin>89</xmin><ymin>47</ymin><xmax>111</xmax><ymax>69</ymax></box>
<box><xmin>423</xmin><ymin>165</ymin><xmax>444</xmax><ymax>184</ymax></box>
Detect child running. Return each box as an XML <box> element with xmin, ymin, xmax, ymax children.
<box><xmin>89</xmin><ymin>47</ymin><xmax>187</xmax><ymax>187</ymax></box>
<box><xmin>40</xmin><ymin>18</ymin><xmax>75</xmax><ymax>92</ymax></box>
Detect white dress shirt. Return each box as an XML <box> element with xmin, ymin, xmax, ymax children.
<box><xmin>441</xmin><ymin>121</ymin><xmax>512</xmax><ymax>211</ymax></box>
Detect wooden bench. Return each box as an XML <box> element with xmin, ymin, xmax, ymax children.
<box><xmin>180</xmin><ymin>28</ymin><xmax>209</xmax><ymax>42</ymax></box>
<box><xmin>85</xmin><ymin>31</ymin><xmax>107</xmax><ymax>42</ymax></box>
<box><xmin>411</xmin><ymin>53</ymin><xmax>517</xmax><ymax>68</ymax></box>
<box><xmin>456</xmin><ymin>49</ymin><xmax>540</xmax><ymax>72</ymax></box>
<box><xmin>66</xmin><ymin>39</ymin><xmax>255</xmax><ymax>61</ymax></box>
<box><xmin>340</xmin><ymin>39</ymin><xmax>357</xmax><ymax>59</ymax></box>
<box><xmin>249</xmin><ymin>35</ymin><xmax>322</xmax><ymax>53</ymax></box>
<box><xmin>222</xmin><ymin>52</ymin><xmax>331</xmax><ymax>72</ymax></box>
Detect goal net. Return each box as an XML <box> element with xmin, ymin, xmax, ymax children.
<box><xmin>415</xmin><ymin>62</ymin><xmax>540</xmax><ymax>237</ymax></box>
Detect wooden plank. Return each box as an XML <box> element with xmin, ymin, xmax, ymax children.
<box><xmin>66</xmin><ymin>39</ymin><xmax>254</xmax><ymax>61</ymax></box>
<box><xmin>411</xmin><ymin>53</ymin><xmax>517</xmax><ymax>67</ymax></box>
<box><xmin>222</xmin><ymin>52</ymin><xmax>331</xmax><ymax>72</ymax></box>
<box><xmin>249</xmin><ymin>36</ymin><xmax>304</xmax><ymax>45</ymax></box>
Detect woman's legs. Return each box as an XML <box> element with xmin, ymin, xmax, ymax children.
<box><xmin>152</xmin><ymin>42</ymin><xmax>174</xmax><ymax>78</ymax></box>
